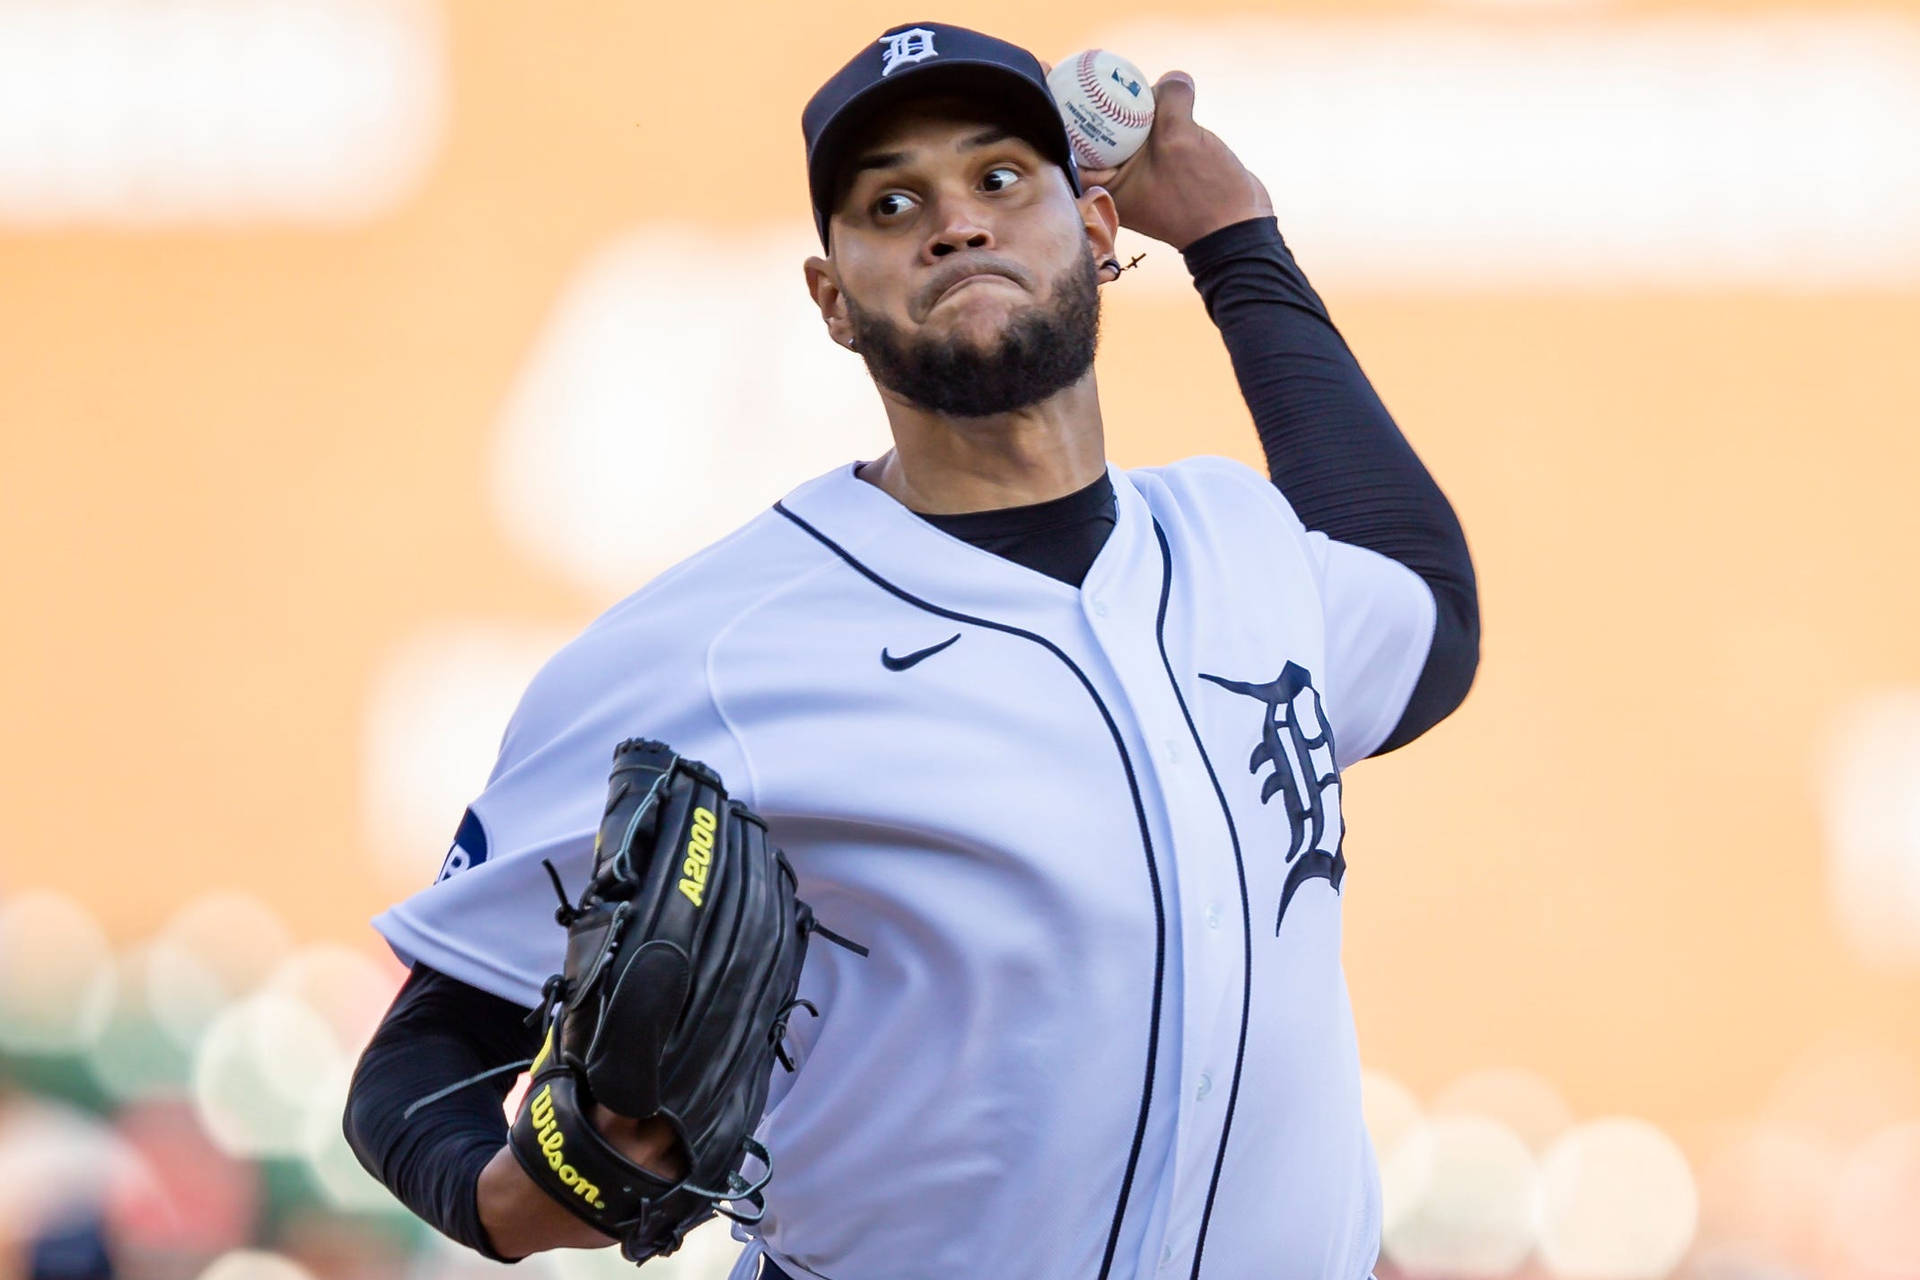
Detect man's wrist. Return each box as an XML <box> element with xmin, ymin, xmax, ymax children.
<box><xmin>1181</xmin><ymin>215</ymin><xmax>1283</xmax><ymax>270</ymax></box>
<box><xmin>476</xmin><ymin>1143</ymin><xmax>618</xmax><ymax>1258</ymax></box>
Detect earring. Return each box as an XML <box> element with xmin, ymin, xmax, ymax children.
<box><xmin>846</xmin><ymin>336</ymin><xmax>858</xmax><ymax>351</ymax></box>
<box><xmin>1101</xmin><ymin>258</ymin><xmax>1122</xmax><ymax>280</ymax></box>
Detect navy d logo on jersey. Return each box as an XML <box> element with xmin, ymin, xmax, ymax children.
<box><xmin>436</xmin><ymin>808</ymin><xmax>489</xmax><ymax>882</ymax></box>
<box><xmin>1201</xmin><ymin>661</ymin><xmax>1346</xmax><ymax>933</ymax></box>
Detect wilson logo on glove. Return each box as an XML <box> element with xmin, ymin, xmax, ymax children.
<box><xmin>528</xmin><ymin>1083</ymin><xmax>608</xmax><ymax>1209</ymax></box>
<box><xmin>679</xmin><ymin>805</ymin><xmax>716</xmax><ymax>907</ymax></box>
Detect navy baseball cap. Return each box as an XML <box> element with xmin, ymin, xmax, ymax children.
<box><xmin>802</xmin><ymin>21</ymin><xmax>1082</xmax><ymax>248</ymax></box>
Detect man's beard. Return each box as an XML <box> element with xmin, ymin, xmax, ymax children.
<box><xmin>846</xmin><ymin>250</ymin><xmax>1101</xmax><ymax>418</ymax></box>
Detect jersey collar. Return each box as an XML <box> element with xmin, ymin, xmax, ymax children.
<box><xmin>775</xmin><ymin>460</ymin><xmax>1160</xmax><ymax>629</ymax></box>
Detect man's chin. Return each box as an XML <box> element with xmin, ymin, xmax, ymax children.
<box><xmin>919</xmin><ymin>300</ymin><xmax>1040</xmax><ymax>349</ymax></box>
<box><xmin>847</xmin><ymin>254</ymin><xmax>1099</xmax><ymax>417</ymax></box>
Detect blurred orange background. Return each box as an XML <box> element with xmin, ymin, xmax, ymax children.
<box><xmin>2</xmin><ymin>1</ymin><xmax>1917</xmax><ymax>1278</ymax></box>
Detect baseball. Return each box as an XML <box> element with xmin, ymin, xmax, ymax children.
<box><xmin>1047</xmin><ymin>49</ymin><xmax>1155</xmax><ymax>170</ymax></box>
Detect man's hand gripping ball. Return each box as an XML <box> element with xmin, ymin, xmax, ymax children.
<box><xmin>1075</xmin><ymin>69</ymin><xmax>1274</xmax><ymax>252</ymax></box>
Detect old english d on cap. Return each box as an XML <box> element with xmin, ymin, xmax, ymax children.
<box><xmin>802</xmin><ymin>21</ymin><xmax>1083</xmax><ymax>247</ymax></box>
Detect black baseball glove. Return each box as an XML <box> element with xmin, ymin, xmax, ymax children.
<box><xmin>507</xmin><ymin>738</ymin><xmax>839</xmax><ymax>1262</ymax></box>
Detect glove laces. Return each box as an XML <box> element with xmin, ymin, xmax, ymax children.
<box><xmin>769</xmin><ymin>997</ymin><xmax>819</xmax><ymax>1073</ymax></box>
<box><xmin>400</xmin><ymin>1056</ymin><xmax>536</xmax><ymax>1119</ymax></box>
<box><xmin>679</xmin><ymin>1135</ymin><xmax>777</xmax><ymax>1225</ymax></box>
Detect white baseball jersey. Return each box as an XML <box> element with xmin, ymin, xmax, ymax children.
<box><xmin>375</xmin><ymin>456</ymin><xmax>1435</xmax><ymax>1280</ymax></box>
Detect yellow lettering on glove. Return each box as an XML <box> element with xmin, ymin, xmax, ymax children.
<box><xmin>678</xmin><ymin>805</ymin><xmax>716</xmax><ymax>907</ymax></box>
<box><xmin>529</xmin><ymin>1083</ymin><xmax>607</xmax><ymax>1210</ymax></box>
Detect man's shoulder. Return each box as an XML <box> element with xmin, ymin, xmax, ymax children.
<box><xmin>502</xmin><ymin>502</ymin><xmax>837</xmax><ymax>751</ymax></box>
<box><xmin>587</xmin><ymin>502</ymin><xmax>829</xmax><ymax>640</ymax></box>
<box><xmin>1126</xmin><ymin>454</ymin><xmax>1306</xmax><ymax>535</ymax></box>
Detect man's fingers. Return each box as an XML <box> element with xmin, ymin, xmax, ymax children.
<box><xmin>1153</xmin><ymin>70</ymin><xmax>1196</xmax><ymax>122</ymax></box>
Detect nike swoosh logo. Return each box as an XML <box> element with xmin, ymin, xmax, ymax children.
<box><xmin>881</xmin><ymin>633</ymin><xmax>962</xmax><ymax>672</ymax></box>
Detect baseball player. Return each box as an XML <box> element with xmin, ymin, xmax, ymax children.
<box><xmin>345</xmin><ymin>21</ymin><xmax>1477</xmax><ymax>1280</ymax></box>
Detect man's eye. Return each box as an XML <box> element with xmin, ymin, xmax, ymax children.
<box><xmin>981</xmin><ymin>166</ymin><xmax>1021</xmax><ymax>192</ymax></box>
<box><xmin>873</xmin><ymin>192</ymin><xmax>916</xmax><ymax>218</ymax></box>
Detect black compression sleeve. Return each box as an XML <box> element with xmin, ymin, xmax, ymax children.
<box><xmin>1183</xmin><ymin>216</ymin><xmax>1479</xmax><ymax>754</ymax></box>
<box><xmin>342</xmin><ymin>964</ymin><xmax>540</xmax><ymax>1260</ymax></box>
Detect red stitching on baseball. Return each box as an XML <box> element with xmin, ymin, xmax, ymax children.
<box><xmin>1067</xmin><ymin>131</ymin><xmax>1107</xmax><ymax>169</ymax></box>
<box><xmin>1076</xmin><ymin>50</ymin><xmax>1153</xmax><ymax>132</ymax></box>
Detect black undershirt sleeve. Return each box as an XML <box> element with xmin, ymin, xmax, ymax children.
<box><xmin>1182</xmin><ymin>216</ymin><xmax>1479</xmax><ymax>754</ymax></box>
<box><xmin>342</xmin><ymin>964</ymin><xmax>539</xmax><ymax>1259</ymax></box>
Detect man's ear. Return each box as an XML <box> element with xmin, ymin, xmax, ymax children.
<box><xmin>1078</xmin><ymin>186</ymin><xmax>1121</xmax><ymax>276</ymax></box>
<box><xmin>803</xmin><ymin>256</ymin><xmax>857</xmax><ymax>350</ymax></box>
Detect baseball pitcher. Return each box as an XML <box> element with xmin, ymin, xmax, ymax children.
<box><xmin>344</xmin><ymin>21</ymin><xmax>1479</xmax><ymax>1280</ymax></box>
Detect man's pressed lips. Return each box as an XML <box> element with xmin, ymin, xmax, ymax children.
<box><xmin>933</xmin><ymin>272</ymin><xmax>1019</xmax><ymax>306</ymax></box>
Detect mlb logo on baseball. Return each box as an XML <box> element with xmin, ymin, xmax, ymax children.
<box><xmin>1047</xmin><ymin>49</ymin><xmax>1156</xmax><ymax>168</ymax></box>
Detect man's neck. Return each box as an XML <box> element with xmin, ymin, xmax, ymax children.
<box><xmin>858</xmin><ymin>376</ymin><xmax>1106</xmax><ymax>515</ymax></box>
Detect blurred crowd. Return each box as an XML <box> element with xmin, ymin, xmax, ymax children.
<box><xmin>0</xmin><ymin>888</ymin><xmax>743</xmax><ymax>1280</ymax></box>
<box><xmin>2</xmin><ymin>886</ymin><xmax>1914</xmax><ymax>1280</ymax></box>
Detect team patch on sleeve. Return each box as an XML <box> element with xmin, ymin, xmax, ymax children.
<box><xmin>435</xmin><ymin>807</ymin><xmax>490</xmax><ymax>883</ymax></box>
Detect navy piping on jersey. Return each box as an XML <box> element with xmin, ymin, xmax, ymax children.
<box><xmin>773</xmin><ymin>501</ymin><xmax>1170</xmax><ymax>1280</ymax></box>
<box><xmin>758</xmin><ymin>1252</ymin><xmax>830</xmax><ymax>1280</ymax></box>
<box><xmin>1149</xmin><ymin>520</ymin><xmax>1256</xmax><ymax>1280</ymax></box>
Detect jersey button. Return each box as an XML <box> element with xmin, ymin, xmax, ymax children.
<box><xmin>1205</xmin><ymin>905</ymin><xmax>1221</xmax><ymax>931</ymax></box>
<box><xmin>1196</xmin><ymin>1073</ymin><xmax>1213</xmax><ymax>1101</ymax></box>
<box><xmin>1091</xmin><ymin>599</ymin><xmax>1110</xmax><ymax>617</ymax></box>
<box><xmin>1159</xmin><ymin>1244</ymin><xmax>1174</xmax><ymax>1267</ymax></box>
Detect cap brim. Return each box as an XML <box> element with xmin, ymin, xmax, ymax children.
<box><xmin>808</xmin><ymin>60</ymin><xmax>1080</xmax><ymax>247</ymax></box>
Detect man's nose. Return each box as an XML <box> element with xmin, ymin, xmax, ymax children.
<box><xmin>923</xmin><ymin>197</ymin><xmax>994</xmax><ymax>260</ymax></box>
